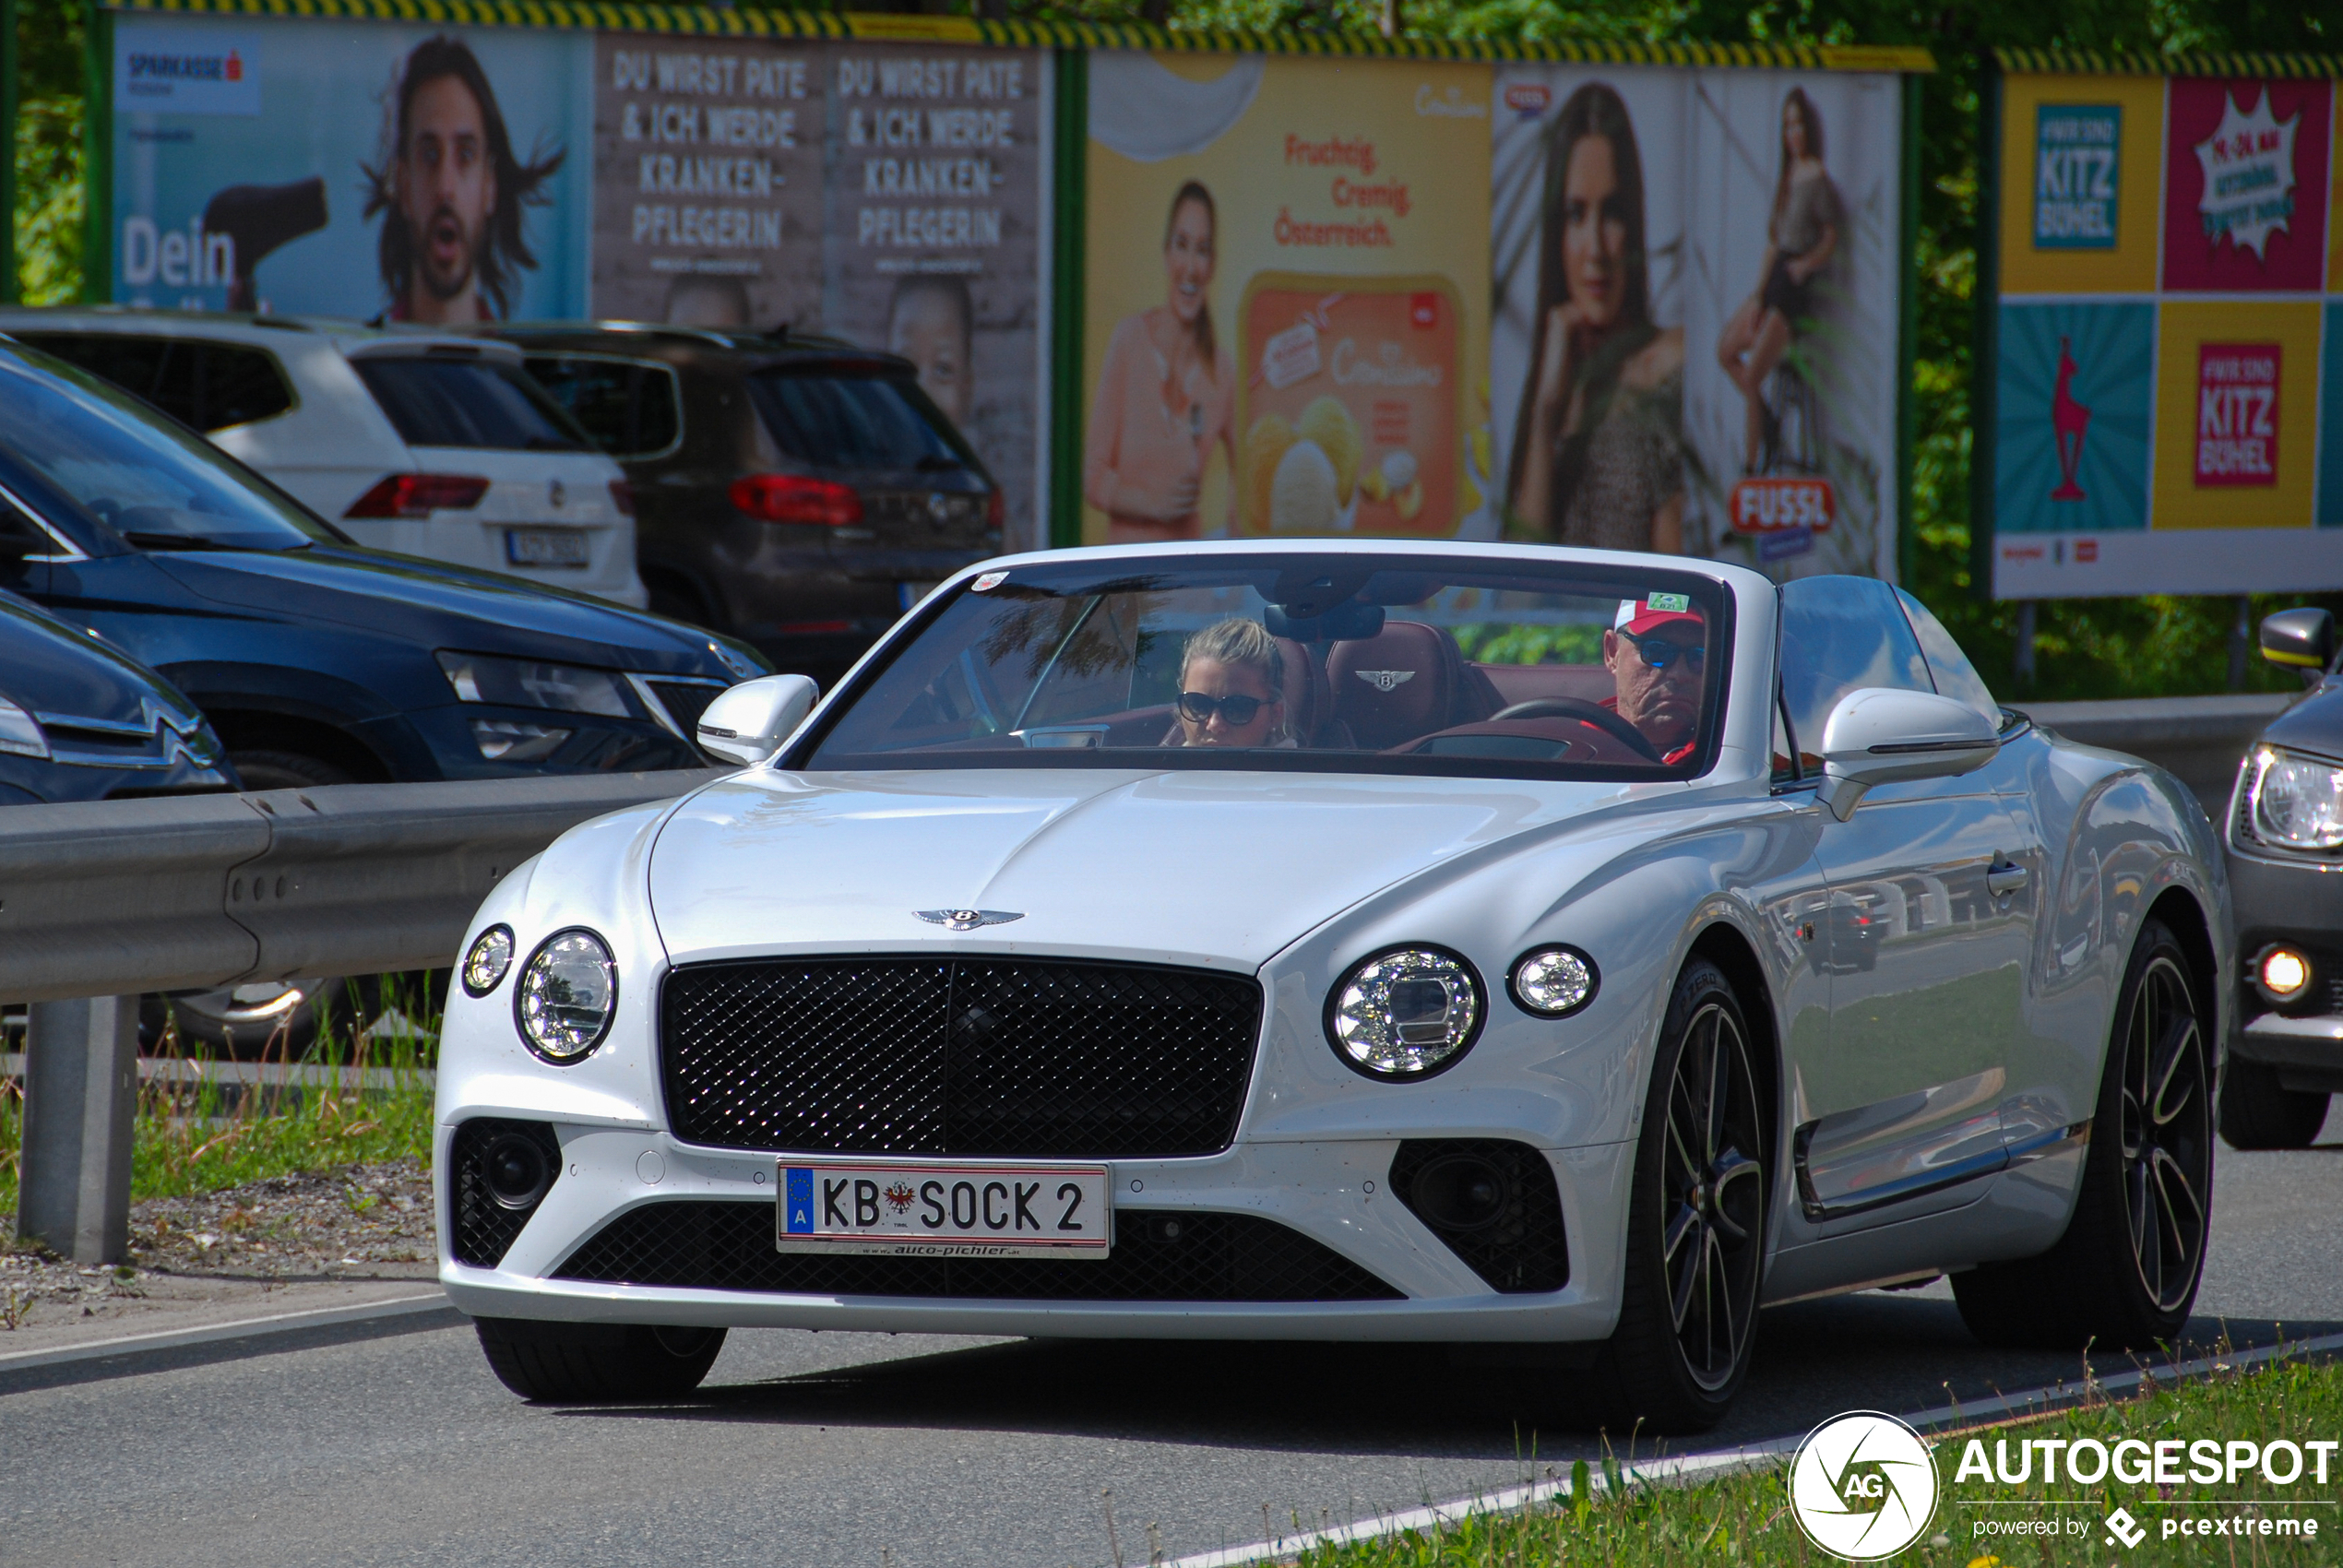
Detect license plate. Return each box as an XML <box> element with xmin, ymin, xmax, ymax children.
<box><xmin>777</xmin><ymin>1158</ymin><xmax>1112</xmax><ymax>1259</ymax></box>
<box><xmin>898</xmin><ymin>579</ymin><xmax>942</xmax><ymax>610</ymax></box>
<box><xmin>505</xmin><ymin>529</ymin><xmax>590</xmax><ymax>567</ymax></box>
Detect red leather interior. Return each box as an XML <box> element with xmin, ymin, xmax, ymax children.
<box><xmin>1326</xmin><ymin>621</ymin><xmax>1477</xmax><ymax>750</ymax></box>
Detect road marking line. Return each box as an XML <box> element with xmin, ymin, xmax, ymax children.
<box><xmin>1170</xmin><ymin>1329</ymin><xmax>2343</xmax><ymax>1568</ymax></box>
<box><xmin>0</xmin><ymin>1290</ymin><xmax>454</xmax><ymax>1374</ymax></box>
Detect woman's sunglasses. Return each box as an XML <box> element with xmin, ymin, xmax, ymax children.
<box><xmin>1620</xmin><ymin>630</ymin><xmax>1706</xmax><ymax>671</ymax></box>
<box><xmin>1178</xmin><ymin>691</ymin><xmax>1269</xmax><ymax>726</ymax></box>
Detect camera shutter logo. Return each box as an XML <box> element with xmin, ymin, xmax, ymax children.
<box><xmin>1788</xmin><ymin>1411</ymin><xmax>1940</xmax><ymax>1561</ymax></box>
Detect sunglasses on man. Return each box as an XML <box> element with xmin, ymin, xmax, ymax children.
<box><xmin>1177</xmin><ymin>690</ymin><xmax>1271</xmax><ymax>726</ymax></box>
<box><xmin>1619</xmin><ymin>629</ymin><xmax>1706</xmax><ymax>672</ymax></box>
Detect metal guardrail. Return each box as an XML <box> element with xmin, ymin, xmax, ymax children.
<box><xmin>0</xmin><ymin>695</ymin><xmax>2304</xmax><ymax>1264</ymax></box>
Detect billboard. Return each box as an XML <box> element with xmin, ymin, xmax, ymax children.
<box><xmin>1490</xmin><ymin>65</ymin><xmax>1906</xmax><ymax>576</ymax></box>
<box><xmin>1985</xmin><ymin>59</ymin><xmax>2343</xmax><ymax>599</ymax></box>
<box><xmin>1078</xmin><ymin>53</ymin><xmax>1494</xmax><ymax>547</ymax></box>
<box><xmin>107</xmin><ymin>14</ymin><xmax>1052</xmax><ymax>550</ymax></box>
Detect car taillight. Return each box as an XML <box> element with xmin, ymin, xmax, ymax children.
<box><xmin>608</xmin><ymin>480</ymin><xmax>636</xmax><ymax>517</ymax></box>
<box><xmin>728</xmin><ymin>473</ymin><xmax>862</xmax><ymax>528</ymax></box>
<box><xmin>984</xmin><ymin>487</ymin><xmax>1005</xmax><ymax>531</ymax></box>
<box><xmin>345</xmin><ymin>473</ymin><xmax>491</xmax><ymax>519</ymax></box>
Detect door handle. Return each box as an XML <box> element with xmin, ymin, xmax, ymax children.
<box><xmin>1986</xmin><ymin>859</ymin><xmax>2029</xmax><ymax>897</ymax></box>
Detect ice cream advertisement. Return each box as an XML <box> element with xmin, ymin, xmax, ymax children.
<box><xmin>1080</xmin><ymin>53</ymin><xmax>1494</xmax><ymax>546</ymax></box>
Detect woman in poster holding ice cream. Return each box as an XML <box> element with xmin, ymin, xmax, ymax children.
<box><xmin>1506</xmin><ymin>83</ymin><xmax>1685</xmax><ymax>553</ymax></box>
<box><xmin>1717</xmin><ymin>88</ymin><xmax>1841</xmax><ymax>473</ymax></box>
<box><xmin>1083</xmin><ymin>181</ymin><xmax>1236</xmax><ymax>542</ymax></box>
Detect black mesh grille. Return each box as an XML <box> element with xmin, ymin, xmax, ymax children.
<box><xmin>553</xmin><ymin>1201</ymin><xmax>1400</xmax><ymax>1301</ymax></box>
<box><xmin>449</xmin><ymin>1118</ymin><xmax>561</xmax><ymax>1268</ymax></box>
<box><xmin>660</xmin><ymin>957</ymin><xmax>1263</xmax><ymax>1158</ymax></box>
<box><xmin>1390</xmin><ymin>1140</ymin><xmax>1570</xmax><ymax>1294</ymax></box>
<box><xmin>647</xmin><ymin>681</ymin><xmax>724</xmax><ymax>736</ymax></box>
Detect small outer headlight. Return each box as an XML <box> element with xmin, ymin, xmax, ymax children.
<box><xmin>2250</xmin><ymin>746</ymin><xmax>2343</xmax><ymax>849</ymax></box>
<box><xmin>461</xmin><ymin>924</ymin><xmax>515</xmax><ymax>997</ymax></box>
<box><xmin>1509</xmin><ymin>944</ymin><xmax>1600</xmax><ymax>1016</ymax></box>
<box><xmin>1326</xmin><ymin>946</ymin><xmax>1484</xmax><ymax>1080</ymax></box>
<box><xmin>514</xmin><ymin>928</ymin><xmax>618</xmax><ymax>1063</ymax></box>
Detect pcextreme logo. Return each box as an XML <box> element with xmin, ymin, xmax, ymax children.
<box><xmin>1790</xmin><ymin>1412</ymin><xmax>1942</xmax><ymax>1561</ymax></box>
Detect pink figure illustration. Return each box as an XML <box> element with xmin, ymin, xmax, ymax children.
<box><xmin>2051</xmin><ymin>335</ymin><xmax>2091</xmax><ymax>502</ymax></box>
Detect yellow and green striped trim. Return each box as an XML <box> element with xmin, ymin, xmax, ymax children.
<box><xmin>107</xmin><ymin>0</ymin><xmax>1933</xmax><ymax>69</ymax></box>
<box><xmin>1998</xmin><ymin>47</ymin><xmax>2343</xmax><ymax>78</ymax></box>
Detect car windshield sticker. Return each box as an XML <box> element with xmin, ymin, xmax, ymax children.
<box><xmin>1647</xmin><ymin>592</ymin><xmax>1691</xmax><ymax>612</ymax></box>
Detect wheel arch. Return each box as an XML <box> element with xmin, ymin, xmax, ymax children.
<box><xmin>1684</xmin><ymin>921</ymin><xmax>1782</xmax><ymax>1156</ymax></box>
<box><xmin>2143</xmin><ymin>884</ymin><xmax>2223</xmax><ymax>1074</ymax></box>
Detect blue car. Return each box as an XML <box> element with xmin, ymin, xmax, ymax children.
<box><xmin>0</xmin><ymin>586</ymin><xmax>238</xmax><ymax>803</ymax></box>
<box><xmin>0</xmin><ymin>340</ymin><xmax>767</xmax><ymax>794</ymax></box>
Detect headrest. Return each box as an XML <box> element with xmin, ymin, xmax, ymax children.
<box><xmin>1326</xmin><ymin>620</ymin><xmax>1463</xmax><ymax>750</ymax></box>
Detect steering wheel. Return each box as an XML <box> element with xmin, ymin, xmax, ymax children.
<box><xmin>1489</xmin><ymin>697</ymin><xmax>1662</xmax><ymax>762</ymax></box>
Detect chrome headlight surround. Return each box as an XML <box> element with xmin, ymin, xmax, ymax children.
<box><xmin>1508</xmin><ymin>944</ymin><xmax>1600</xmax><ymax>1017</ymax></box>
<box><xmin>2246</xmin><ymin>745</ymin><xmax>2343</xmax><ymax>851</ymax></box>
<box><xmin>1324</xmin><ymin>945</ymin><xmax>1485</xmax><ymax>1081</ymax></box>
<box><xmin>461</xmin><ymin>924</ymin><xmax>516</xmax><ymax>997</ymax></box>
<box><xmin>513</xmin><ymin>928</ymin><xmax>618</xmax><ymax>1063</ymax></box>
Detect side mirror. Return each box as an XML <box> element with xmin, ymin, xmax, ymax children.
<box><xmin>695</xmin><ymin>673</ymin><xmax>819</xmax><ymax>766</ymax></box>
<box><xmin>1815</xmin><ymin>687</ymin><xmax>2000</xmax><ymax>821</ymax></box>
<box><xmin>2261</xmin><ymin>608</ymin><xmax>2334</xmax><ymax>679</ymax></box>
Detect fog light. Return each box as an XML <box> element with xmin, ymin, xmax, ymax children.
<box><xmin>2257</xmin><ymin>945</ymin><xmax>2313</xmax><ymax>1003</ymax></box>
<box><xmin>1409</xmin><ymin>1152</ymin><xmax>1513</xmax><ymax>1233</ymax></box>
<box><xmin>482</xmin><ymin>1131</ymin><xmax>553</xmax><ymax>1210</ymax></box>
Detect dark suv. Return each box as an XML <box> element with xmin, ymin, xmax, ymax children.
<box><xmin>485</xmin><ymin>325</ymin><xmax>1002</xmax><ymax>683</ymax></box>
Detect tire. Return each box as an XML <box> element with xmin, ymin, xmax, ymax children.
<box><xmin>228</xmin><ymin>749</ymin><xmax>357</xmax><ymax>792</ymax></box>
<box><xmin>2219</xmin><ymin>1059</ymin><xmax>2330</xmax><ymax>1150</ymax></box>
<box><xmin>475</xmin><ymin>1318</ymin><xmax>727</xmax><ymax>1402</ymax></box>
<box><xmin>1954</xmin><ymin>920</ymin><xmax>2214</xmax><ymax>1350</ymax></box>
<box><xmin>1592</xmin><ymin>958</ymin><xmax>1767</xmax><ymax>1434</ymax></box>
<box><xmin>152</xmin><ymin>975</ymin><xmax>378</xmax><ymax>1061</ymax></box>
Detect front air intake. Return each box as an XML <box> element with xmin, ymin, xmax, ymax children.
<box><xmin>449</xmin><ymin>1118</ymin><xmax>562</xmax><ymax>1268</ymax></box>
<box><xmin>1390</xmin><ymin>1139</ymin><xmax>1569</xmax><ymax>1294</ymax></box>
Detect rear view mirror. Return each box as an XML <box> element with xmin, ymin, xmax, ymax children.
<box><xmin>1815</xmin><ymin>687</ymin><xmax>2000</xmax><ymax>821</ymax></box>
<box><xmin>696</xmin><ymin>673</ymin><xmax>819</xmax><ymax>766</ymax></box>
<box><xmin>2261</xmin><ymin>608</ymin><xmax>2335</xmax><ymax>678</ymax></box>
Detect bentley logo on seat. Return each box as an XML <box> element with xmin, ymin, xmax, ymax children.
<box><xmin>915</xmin><ymin>909</ymin><xmax>1025</xmax><ymax>932</ymax></box>
<box><xmin>1354</xmin><ymin>670</ymin><xmax>1418</xmax><ymax>693</ymax></box>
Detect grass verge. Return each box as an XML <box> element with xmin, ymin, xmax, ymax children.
<box><xmin>1291</xmin><ymin>1350</ymin><xmax>2343</xmax><ymax>1566</ymax></box>
<box><xmin>1</xmin><ymin>1006</ymin><xmax>438</xmax><ymax>1221</ymax></box>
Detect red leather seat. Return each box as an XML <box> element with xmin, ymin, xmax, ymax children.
<box><xmin>1326</xmin><ymin>621</ymin><xmax>1489</xmax><ymax>750</ymax></box>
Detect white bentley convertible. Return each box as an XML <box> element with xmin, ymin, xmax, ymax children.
<box><xmin>435</xmin><ymin>541</ymin><xmax>2229</xmax><ymax>1431</ymax></box>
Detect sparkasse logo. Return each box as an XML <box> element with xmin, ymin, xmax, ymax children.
<box><xmin>1788</xmin><ymin>1411</ymin><xmax>1940</xmax><ymax>1561</ymax></box>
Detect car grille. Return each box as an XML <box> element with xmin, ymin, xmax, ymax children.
<box><xmin>553</xmin><ymin>1202</ymin><xmax>1401</xmax><ymax>1301</ymax></box>
<box><xmin>660</xmin><ymin>957</ymin><xmax>1262</xmax><ymax>1158</ymax></box>
<box><xmin>645</xmin><ymin>680</ymin><xmax>724</xmax><ymax>737</ymax></box>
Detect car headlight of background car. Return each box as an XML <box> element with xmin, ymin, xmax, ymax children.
<box><xmin>1326</xmin><ymin>946</ymin><xmax>1483</xmax><ymax>1079</ymax></box>
<box><xmin>437</xmin><ymin>651</ymin><xmax>633</xmax><ymax>719</ymax></box>
<box><xmin>514</xmin><ymin>929</ymin><xmax>617</xmax><ymax>1063</ymax></box>
<box><xmin>2248</xmin><ymin>745</ymin><xmax>2343</xmax><ymax>850</ymax></box>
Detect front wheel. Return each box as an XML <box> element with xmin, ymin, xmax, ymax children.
<box><xmin>475</xmin><ymin>1318</ymin><xmax>727</xmax><ymax>1402</ymax></box>
<box><xmin>1954</xmin><ymin>920</ymin><xmax>2213</xmax><ymax>1349</ymax></box>
<box><xmin>2219</xmin><ymin>1058</ymin><xmax>2330</xmax><ymax>1150</ymax></box>
<box><xmin>1593</xmin><ymin>958</ymin><xmax>1767</xmax><ymax>1433</ymax></box>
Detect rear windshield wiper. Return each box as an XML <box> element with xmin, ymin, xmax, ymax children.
<box><xmin>914</xmin><ymin>455</ymin><xmax>965</xmax><ymax>471</ymax></box>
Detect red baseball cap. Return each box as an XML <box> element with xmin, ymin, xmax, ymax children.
<box><xmin>1615</xmin><ymin>593</ymin><xmax>1706</xmax><ymax>638</ymax></box>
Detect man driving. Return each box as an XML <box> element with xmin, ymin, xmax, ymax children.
<box><xmin>1601</xmin><ymin>595</ymin><xmax>1707</xmax><ymax>765</ymax></box>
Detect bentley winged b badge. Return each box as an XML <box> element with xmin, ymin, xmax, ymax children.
<box><xmin>915</xmin><ymin>909</ymin><xmax>1025</xmax><ymax>932</ymax></box>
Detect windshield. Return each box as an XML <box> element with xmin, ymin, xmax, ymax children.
<box><xmin>351</xmin><ymin>355</ymin><xmax>589</xmax><ymax>452</ymax></box>
<box><xmin>746</xmin><ymin>368</ymin><xmax>974</xmax><ymax>473</ymax></box>
<box><xmin>802</xmin><ymin>552</ymin><xmax>1730</xmax><ymax>779</ymax></box>
<box><xmin>0</xmin><ymin>346</ymin><xmax>328</xmax><ymax>551</ymax></box>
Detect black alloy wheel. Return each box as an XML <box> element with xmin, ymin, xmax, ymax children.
<box><xmin>1955</xmin><ymin>919</ymin><xmax>2213</xmax><ymax>1349</ymax></box>
<box><xmin>1596</xmin><ymin>957</ymin><xmax>1766</xmax><ymax>1432</ymax></box>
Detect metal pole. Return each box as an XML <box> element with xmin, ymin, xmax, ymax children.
<box><xmin>2014</xmin><ymin>601</ymin><xmax>2036</xmax><ymax>688</ymax></box>
<box><xmin>2</xmin><ymin>0</ymin><xmax>18</xmax><ymax>303</ymax></box>
<box><xmin>16</xmin><ymin>995</ymin><xmax>139</xmax><ymax>1263</ymax></box>
<box><xmin>2229</xmin><ymin>596</ymin><xmax>2251</xmax><ymax>692</ymax></box>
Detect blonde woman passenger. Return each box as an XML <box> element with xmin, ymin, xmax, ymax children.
<box><xmin>1165</xmin><ymin>618</ymin><xmax>1291</xmax><ymax>749</ymax></box>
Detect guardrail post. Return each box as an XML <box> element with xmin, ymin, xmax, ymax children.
<box><xmin>16</xmin><ymin>996</ymin><xmax>140</xmax><ymax>1263</ymax></box>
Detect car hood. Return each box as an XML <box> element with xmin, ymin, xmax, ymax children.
<box><xmin>143</xmin><ymin>545</ymin><xmax>750</xmax><ymax>677</ymax></box>
<box><xmin>0</xmin><ymin>588</ymin><xmax>213</xmax><ymax>733</ymax></box>
<box><xmin>647</xmin><ymin>767</ymin><xmax>1639</xmax><ymax>970</ymax></box>
<box><xmin>2258</xmin><ymin>683</ymin><xmax>2343</xmax><ymax>758</ymax></box>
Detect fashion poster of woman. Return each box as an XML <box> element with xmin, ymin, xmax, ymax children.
<box><xmin>1082</xmin><ymin>53</ymin><xmax>1493</xmax><ymax>545</ymax></box>
<box><xmin>111</xmin><ymin>14</ymin><xmax>591</xmax><ymax>319</ymax></box>
<box><xmin>1490</xmin><ymin>65</ymin><xmax>1903</xmax><ymax>576</ymax></box>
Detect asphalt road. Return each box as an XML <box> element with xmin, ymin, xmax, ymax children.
<box><xmin>7</xmin><ymin>1113</ymin><xmax>2341</xmax><ymax>1568</ymax></box>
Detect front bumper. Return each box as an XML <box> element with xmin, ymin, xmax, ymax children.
<box><xmin>436</xmin><ymin>1120</ymin><xmax>1635</xmax><ymax>1343</ymax></box>
<box><xmin>2225</xmin><ymin>840</ymin><xmax>2343</xmax><ymax>1087</ymax></box>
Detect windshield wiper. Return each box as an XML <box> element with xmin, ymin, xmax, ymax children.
<box><xmin>121</xmin><ymin>530</ymin><xmax>289</xmax><ymax>552</ymax></box>
<box><xmin>525</xmin><ymin>435</ymin><xmax>587</xmax><ymax>452</ymax></box>
<box><xmin>914</xmin><ymin>455</ymin><xmax>965</xmax><ymax>471</ymax></box>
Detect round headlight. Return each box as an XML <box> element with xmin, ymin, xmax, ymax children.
<box><xmin>2251</xmin><ymin>747</ymin><xmax>2343</xmax><ymax>849</ymax></box>
<box><xmin>514</xmin><ymin>929</ymin><xmax>617</xmax><ymax>1063</ymax></box>
<box><xmin>1509</xmin><ymin>944</ymin><xmax>1600</xmax><ymax>1016</ymax></box>
<box><xmin>1326</xmin><ymin>946</ymin><xmax>1483</xmax><ymax>1079</ymax></box>
<box><xmin>461</xmin><ymin>924</ymin><xmax>515</xmax><ymax>997</ymax></box>
<box><xmin>2257</xmin><ymin>945</ymin><xmax>2313</xmax><ymax>1003</ymax></box>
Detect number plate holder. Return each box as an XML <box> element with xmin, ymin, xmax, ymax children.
<box><xmin>776</xmin><ymin>1158</ymin><xmax>1112</xmax><ymax>1259</ymax></box>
